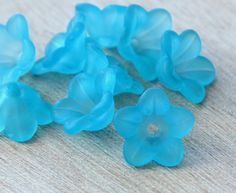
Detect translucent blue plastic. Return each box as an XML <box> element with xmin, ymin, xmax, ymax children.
<box><xmin>82</xmin><ymin>37</ymin><xmax>144</xmax><ymax>95</ymax></box>
<box><xmin>32</xmin><ymin>17</ymin><xmax>86</xmax><ymax>75</ymax></box>
<box><xmin>82</xmin><ymin>39</ymin><xmax>144</xmax><ymax>95</ymax></box>
<box><xmin>114</xmin><ymin>88</ymin><xmax>195</xmax><ymax>167</ymax></box>
<box><xmin>0</xmin><ymin>82</ymin><xmax>53</xmax><ymax>142</ymax></box>
<box><xmin>118</xmin><ymin>5</ymin><xmax>172</xmax><ymax>81</ymax></box>
<box><xmin>75</xmin><ymin>3</ymin><xmax>127</xmax><ymax>48</ymax></box>
<box><xmin>54</xmin><ymin>69</ymin><xmax>116</xmax><ymax>134</ymax></box>
<box><xmin>108</xmin><ymin>56</ymin><xmax>144</xmax><ymax>95</ymax></box>
<box><xmin>84</xmin><ymin>38</ymin><xmax>109</xmax><ymax>74</ymax></box>
<box><xmin>0</xmin><ymin>14</ymin><xmax>35</xmax><ymax>85</ymax></box>
<box><xmin>157</xmin><ymin>30</ymin><xmax>216</xmax><ymax>104</ymax></box>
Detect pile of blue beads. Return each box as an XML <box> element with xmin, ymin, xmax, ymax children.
<box><xmin>0</xmin><ymin>4</ymin><xmax>216</xmax><ymax>168</ymax></box>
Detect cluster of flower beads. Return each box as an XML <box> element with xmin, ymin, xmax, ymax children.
<box><xmin>0</xmin><ymin>4</ymin><xmax>216</xmax><ymax>168</ymax></box>
<box><xmin>0</xmin><ymin>14</ymin><xmax>53</xmax><ymax>142</ymax></box>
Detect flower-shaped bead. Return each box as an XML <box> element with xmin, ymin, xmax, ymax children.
<box><xmin>114</xmin><ymin>88</ymin><xmax>194</xmax><ymax>167</ymax></box>
<box><xmin>108</xmin><ymin>56</ymin><xmax>144</xmax><ymax>95</ymax></box>
<box><xmin>157</xmin><ymin>30</ymin><xmax>216</xmax><ymax>104</ymax></box>
<box><xmin>54</xmin><ymin>69</ymin><xmax>116</xmax><ymax>134</ymax></box>
<box><xmin>32</xmin><ymin>17</ymin><xmax>86</xmax><ymax>75</ymax></box>
<box><xmin>0</xmin><ymin>82</ymin><xmax>53</xmax><ymax>142</ymax></box>
<box><xmin>76</xmin><ymin>3</ymin><xmax>127</xmax><ymax>48</ymax></box>
<box><xmin>0</xmin><ymin>14</ymin><xmax>35</xmax><ymax>85</ymax></box>
<box><xmin>118</xmin><ymin>5</ymin><xmax>172</xmax><ymax>81</ymax></box>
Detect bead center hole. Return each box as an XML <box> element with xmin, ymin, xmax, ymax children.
<box><xmin>148</xmin><ymin>124</ymin><xmax>160</xmax><ymax>136</ymax></box>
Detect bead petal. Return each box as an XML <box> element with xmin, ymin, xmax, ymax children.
<box><xmin>64</xmin><ymin>93</ymin><xmax>114</xmax><ymax>134</ymax></box>
<box><xmin>161</xmin><ymin>31</ymin><xmax>180</xmax><ymax>59</ymax></box>
<box><xmin>0</xmin><ymin>27</ymin><xmax>22</xmax><ymax>68</ymax></box>
<box><xmin>97</xmin><ymin>5</ymin><xmax>126</xmax><ymax>47</ymax></box>
<box><xmin>76</xmin><ymin>4</ymin><xmax>126</xmax><ymax>48</ymax></box>
<box><xmin>154</xmin><ymin>138</ymin><xmax>184</xmax><ymax>167</ymax></box>
<box><xmin>2</xmin><ymin>107</ymin><xmax>37</xmax><ymax>143</ymax></box>
<box><xmin>76</xmin><ymin>3</ymin><xmax>103</xmax><ymax>36</ymax></box>
<box><xmin>0</xmin><ymin>14</ymin><xmax>35</xmax><ymax>84</ymax></box>
<box><xmin>108</xmin><ymin>56</ymin><xmax>144</xmax><ymax>95</ymax></box>
<box><xmin>96</xmin><ymin>68</ymin><xmax>116</xmax><ymax>94</ymax></box>
<box><xmin>163</xmin><ymin>107</ymin><xmax>195</xmax><ymax>138</ymax></box>
<box><xmin>122</xmin><ymin>5</ymin><xmax>148</xmax><ymax>49</ymax></box>
<box><xmin>180</xmin><ymin>79</ymin><xmax>206</xmax><ymax>104</ymax></box>
<box><xmin>157</xmin><ymin>57</ymin><xmax>183</xmax><ymax>90</ymax></box>
<box><xmin>54</xmin><ymin>98</ymin><xmax>83</xmax><ymax>124</ymax></box>
<box><xmin>174</xmin><ymin>30</ymin><xmax>201</xmax><ymax>64</ymax></box>
<box><xmin>84</xmin><ymin>39</ymin><xmax>109</xmax><ymax>74</ymax></box>
<box><xmin>176</xmin><ymin>56</ymin><xmax>216</xmax><ymax>86</ymax></box>
<box><xmin>138</xmin><ymin>88</ymin><xmax>171</xmax><ymax>116</ymax></box>
<box><xmin>69</xmin><ymin>74</ymin><xmax>98</xmax><ymax>112</ymax></box>
<box><xmin>114</xmin><ymin>106</ymin><xmax>143</xmax><ymax>139</ymax></box>
<box><xmin>124</xmin><ymin>136</ymin><xmax>155</xmax><ymax>167</ymax></box>
<box><xmin>7</xmin><ymin>14</ymin><xmax>29</xmax><ymax>39</ymax></box>
<box><xmin>134</xmin><ymin>9</ymin><xmax>172</xmax><ymax>52</ymax></box>
<box><xmin>32</xmin><ymin>23</ymin><xmax>86</xmax><ymax>75</ymax></box>
<box><xmin>45</xmin><ymin>33</ymin><xmax>67</xmax><ymax>56</ymax></box>
<box><xmin>0</xmin><ymin>82</ymin><xmax>52</xmax><ymax>142</ymax></box>
<box><xmin>35</xmin><ymin>100</ymin><xmax>53</xmax><ymax>126</ymax></box>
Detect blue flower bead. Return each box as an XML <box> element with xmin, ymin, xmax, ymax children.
<box><xmin>75</xmin><ymin>3</ymin><xmax>127</xmax><ymax>48</ymax></box>
<box><xmin>108</xmin><ymin>56</ymin><xmax>144</xmax><ymax>95</ymax></box>
<box><xmin>118</xmin><ymin>5</ymin><xmax>172</xmax><ymax>81</ymax></box>
<box><xmin>0</xmin><ymin>82</ymin><xmax>53</xmax><ymax>142</ymax></box>
<box><xmin>114</xmin><ymin>88</ymin><xmax>195</xmax><ymax>167</ymax></box>
<box><xmin>54</xmin><ymin>69</ymin><xmax>116</xmax><ymax>134</ymax></box>
<box><xmin>0</xmin><ymin>14</ymin><xmax>35</xmax><ymax>85</ymax></box>
<box><xmin>32</xmin><ymin>17</ymin><xmax>86</xmax><ymax>75</ymax></box>
<box><xmin>157</xmin><ymin>30</ymin><xmax>216</xmax><ymax>104</ymax></box>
